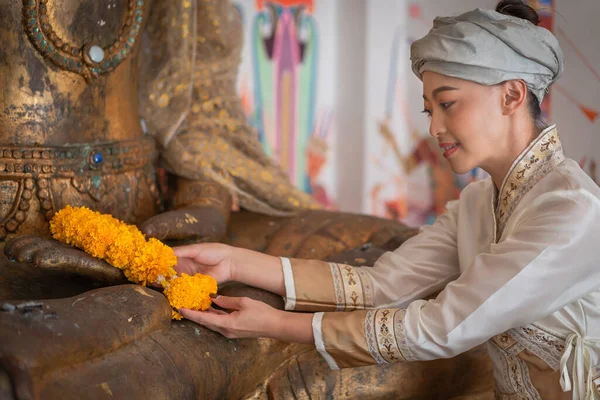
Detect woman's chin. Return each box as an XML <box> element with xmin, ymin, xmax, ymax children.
<box><xmin>447</xmin><ymin>159</ymin><xmax>474</xmax><ymax>175</ymax></box>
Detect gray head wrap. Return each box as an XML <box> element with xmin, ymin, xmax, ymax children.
<box><xmin>410</xmin><ymin>9</ymin><xmax>564</xmax><ymax>103</ymax></box>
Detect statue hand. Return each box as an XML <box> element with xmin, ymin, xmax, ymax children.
<box><xmin>172</xmin><ymin>243</ymin><xmax>235</xmax><ymax>284</ymax></box>
<box><xmin>4</xmin><ymin>236</ymin><xmax>126</xmax><ymax>284</ymax></box>
<box><xmin>140</xmin><ymin>206</ymin><xmax>228</xmax><ymax>243</ymax></box>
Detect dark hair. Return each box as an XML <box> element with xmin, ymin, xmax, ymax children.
<box><xmin>526</xmin><ymin>92</ymin><xmax>547</xmax><ymax>131</ymax></box>
<box><xmin>495</xmin><ymin>1</ymin><xmax>547</xmax><ymax>130</ymax></box>
<box><xmin>495</xmin><ymin>0</ymin><xmax>540</xmax><ymax>25</ymax></box>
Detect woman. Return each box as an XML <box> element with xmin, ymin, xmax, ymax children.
<box><xmin>174</xmin><ymin>1</ymin><xmax>600</xmax><ymax>398</ymax></box>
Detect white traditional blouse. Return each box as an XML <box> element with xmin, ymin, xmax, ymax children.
<box><xmin>281</xmin><ymin>126</ymin><xmax>600</xmax><ymax>400</ymax></box>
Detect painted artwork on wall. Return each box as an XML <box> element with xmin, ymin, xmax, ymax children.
<box><xmin>236</xmin><ymin>0</ymin><xmax>336</xmax><ymax>208</ymax></box>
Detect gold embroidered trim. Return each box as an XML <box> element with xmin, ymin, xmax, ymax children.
<box><xmin>329</xmin><ymin>263</ymin><xmax>345</xmax><ymax>311</ymax></box>
<box><xmin>491</xmin><ymin>332</ymin><xmax>525</xmax><ymax>356</ymax></box>
<box><xmin>494</xmin><ymin>126</ymin><xmax>565</xmax><ymax>241</ymax></box>
<box><xmin>339</xmin><ymin>264</ymin><xmax>363</xmax><ymax>310</ymax></box>
<box><xmin>488</xmin><ymin>341</ymin><xmax>542</xmax><ymax>399</ymax></box>
<box><xmin>328</xmin><ymin>263</ymin><xmax>374</xmax><ymax>310</ymax></box>
<box><xmin>509</xmin><ymin>324</ymin><xmax>565</xmax><ymax>371</ymax></box>
<box><xmin>393</xmin><ymin>308</ymin><xmax>414</xmax><ymax>361</ymax></box>
<box><xmin>508</xmin><ymin>356</ymin><xmax>543</xmax><ymax>399</ymax></box>
<box><xmin>364</xmin><ymin>309</ymin><xmax>411</xmax><ymax>364</ymax></box>
<box><xmin>591</xmin><ymin>365</ymin><xmax>600</xmax><ymax>395</ymax></box>
<box><xmin>365</xmin><ymin>309</ymin><xmax>388</xmax><ymax>364</ymax></box>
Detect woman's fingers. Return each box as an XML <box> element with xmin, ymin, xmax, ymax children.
<box><xmin>174</xmin><ymin>243</ymin><xmax>231</xmax><ymax>265</ymax></box>
<box><xmin>206</xmin><ymin>307</ymin><xmax>228</xmax><ymax>315</ymax></box>
<box><xmin>180</xmin><ymin>308</ymin><xmax>227</xmax><ymax>326</ymax></box>
<box><xmin>210</xmin><ymin>295</ymin><xmax>247</xmax><ymax>311</ymax></box>
<box><xmin>174</xmin><ymin>257</ymin><xmax>200</xmax><ymax>274</ymax></box>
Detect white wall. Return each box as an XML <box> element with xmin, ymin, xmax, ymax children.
<box><xmin>552</xmin><ymin>0</ymin><xmax>600</xmax><ymax>175</ymax></box>
<box><xmin>334</xmin><ymin>0</ymin><xmax>366</xmax><ymax>212</ymax></box>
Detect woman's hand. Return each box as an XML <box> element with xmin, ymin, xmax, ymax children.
<box><xmin>173</xmin><ymin>243</ymin><xmax>287</xmax><ymax>296</ymax></box>
<box><xmin>180</xmin><ymin>296</ymin><xmax>278</xmax><ymax>339</ymax></box>
<box><xmin>180</xmin><ymin>296</ymin><xmax>314</xmax><ymax>344</ymax></box>
<box><xmin>173</xmin><ymin>243</ymin><xmax>236</xmax><ymax>284</ymax></box>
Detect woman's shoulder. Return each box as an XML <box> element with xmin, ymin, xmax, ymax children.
<box><xmin>522</xmin><ymin>159</ymin><xmax>600</xmax><ymax>219</ymax></box>
<box><xmin>552</xmin><ymin>158</ymin><xmax>600</xmax><ymax>195</ymax></box>
<box><xmin>527</xmin><ymin>158</ymin><xmax>600</xmax><ymax>209</ymax></box>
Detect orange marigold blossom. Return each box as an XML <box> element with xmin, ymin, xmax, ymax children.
<box><xmin>164</xmin><ymin>273</ymin><xmax>218</xmax><ymax>320</ymax></box>
<box><xmin>50</xmin><ymin>206</ymin><xmax>218</xmax><ymax>319</ymax></box>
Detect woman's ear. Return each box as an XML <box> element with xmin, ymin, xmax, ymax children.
<box><xmin>502</xmin><ymin>80</ymin><xmax>528</xmax><ymax>116</ymax></box>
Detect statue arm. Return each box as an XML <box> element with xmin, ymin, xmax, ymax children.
<box><xmin>140</xmin><ymin>177</ymin><xmax>232</xmax><ymax>242</ymax></box>
<box><xmin>141</xmin><ymin>0</ymin><xmax>317</xmax><ymax>219</ymax></box>
<box><xmin>171</xmin><ymin>177</ymin><xmax>232</xmax><ymax>219</ymax></box>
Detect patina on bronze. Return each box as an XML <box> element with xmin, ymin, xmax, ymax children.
<box><xmin>0</xmin><ymin>0</ymin><xmax>493</xmax><ymax>398</ymax></box>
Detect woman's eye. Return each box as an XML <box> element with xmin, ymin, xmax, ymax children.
<box><xmin>440</xmin><ymin>101</ymin><xmax>455</xmax><ymax>110</ymax></box>
<box><xmin>421</xmin><ymin>109</ymin><xmax>432</xmax><ymax>117</ymax></box>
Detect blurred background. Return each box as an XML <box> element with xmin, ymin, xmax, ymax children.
<box><xmin>234</xmin><ymin>0</ymin><xmax>599</xmax><ymax>226</ymax></box>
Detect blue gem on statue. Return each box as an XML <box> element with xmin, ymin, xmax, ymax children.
<box><xmin>92</xmin><ymin>152</ymin><xmax>103</xmax><ymax>165</ymax></box>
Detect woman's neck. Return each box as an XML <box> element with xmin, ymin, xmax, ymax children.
<box><xmin>486</xmin><ymin>124</ymin><xmax>540</xmax><ymax>190</ymax></box>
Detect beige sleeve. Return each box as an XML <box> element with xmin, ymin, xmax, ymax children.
<box><xmin>281</xmin><ymin>258</ymin><xmax>375</xmax><ymax>312</ymax></box>
<box><xmin>313</xmin><ymin>309</ymin><xmax>413</xmax><ymax>369</ymax></box>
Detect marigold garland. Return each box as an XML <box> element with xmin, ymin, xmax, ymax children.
<box><xmin>50</xmin><ymin>206</ymin><xmax>217</xmax><ymax>319</ymax></box>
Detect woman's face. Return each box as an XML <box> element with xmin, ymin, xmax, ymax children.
<box><xmin>422</xmin><ymin>71</ymin><xmax>507</xmax><ymax>175</ymax></box>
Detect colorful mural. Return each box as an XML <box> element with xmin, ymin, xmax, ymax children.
<box><xmin>249</xmin><ymin>1</ymin><xmax>322</xmax><ymax>192</ymax></box>
<box><xmin>236</xmin><ymin>0</ymin><xmax>335</xmax><ymax>208</ymax></box>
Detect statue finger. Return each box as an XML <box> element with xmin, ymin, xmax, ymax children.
<box><xmin>5</xmin><ymin>236</ymin><xmax>55</xmax><ymax>263</ymax></box>
<box><xmin>139</xmin><ymin>217</ymin><xmax>170</xmax><ymax>241</ymax></box>
<box><xmin>31</xmin><ymin>247</ymin><xmax>126</xmax><ymax>284</ymax></box>
<box><xmin>143</xmin><ymin>214</ymin><xmax>220</xmax><ymax>242</ymax></box>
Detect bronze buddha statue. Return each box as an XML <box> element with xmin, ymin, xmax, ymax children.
<box><xmin>0</xmin><ymin>0</ymin><xmax>493</xmax><ymax>398</ymax></box>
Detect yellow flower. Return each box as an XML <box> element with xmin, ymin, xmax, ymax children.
<box><xmin>126</xmin><ymin>238</ymin><xmax>177</xmax><ymax>286</ymax></box>
<box><xmin>50</xmin><ymin>206</ymin><xmax>217</xmax><ymax>320</ymax></box>
<box><xmin>165</xmin><ymin>273</ymin><xmax>218</xmax><ymax>320</ymax></box>
<box><xmin>105</xmin><ymin>225</ymin><xmax>146</xmax><ymax>269</ymax></box>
